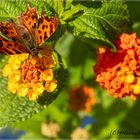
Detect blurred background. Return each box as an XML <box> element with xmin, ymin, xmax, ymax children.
<box><xmin>0</xmin><ymin>1</ymin><xmax>140</xmax><ymax>139</ymax></box>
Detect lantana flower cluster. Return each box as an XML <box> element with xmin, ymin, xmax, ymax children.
<box><xmin>2</xmin><ymin>49</ymin><xmax>57</xmax><ymax>100</ymax></box>
<box><xmin>69</xmin><ymin>85</ymin><xmax>96</xmax><ymax>112</ymax></box>
<box><xmin>70</xmin><ymin>127</ymin><xmax>90</xmax><ymax>140</ymax></box>
<box><xmin>41</xmin><ymin>122</ymin><xmax>60</xmax><ymax>138</ymax></box>
<box><xmin>94</xmin><ymin>33</ymin><xmax>140</xmax><ymax>100</ymax></box>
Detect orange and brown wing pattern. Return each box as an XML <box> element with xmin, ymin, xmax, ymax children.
<box><xmin>0</xmin><ymin>21</ymin><xmax>20</xmax><ymax>42</ymax></box>
<box><xmin>18</xmin><ymin>5</ymin><xmax>38</xmax><ymax>37</ymax></box>
<box><xmin>0</xmin><ymin>21</ymin><xmax>28</xmax><ymax>54</ymax></box>
<box><xmin>0</xmin><ymin>37</ymin><xmax>27</xmax><ymax>54</ymax></box>
<box><xmin>35</xmin><ymin>14</ymin><xmax>58</xmax><ymax>45</ymax></box>
<box><xmin>0</xmin><ymin>5</ymin><xmax>59</xmax><ymax>55</ymax></box>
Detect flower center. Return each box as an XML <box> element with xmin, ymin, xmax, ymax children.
<box><xmin>19</xmin><ymin>57</ymin><xmax>43</xmax><ymax>86</ymax></box>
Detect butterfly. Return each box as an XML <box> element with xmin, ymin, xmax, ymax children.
<box><xmin>0</xmin><ymin>5</ymin><xmax>58</xmax><ymax>55</ymax></box>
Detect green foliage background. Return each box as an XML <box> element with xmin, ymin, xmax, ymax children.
<box><xmin>0</xmin><ymin>0</ymin><xmax>140</xmax><ymax>139</ymax></box>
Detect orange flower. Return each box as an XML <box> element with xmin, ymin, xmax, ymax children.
<box><xmin>2</xmin><ymin>49</ymin><xmax>57</xmax><ymax>100</ymax></box>
<box><xmin>94</xmin><ymin>33</ymin><xmax>140</xmax><ymax>100</ymax></box>
<box><xmin>116</xmin><ymin>33</ymin><xmax>139</xmax><ymax>50</ymax></box>
<box><xmin>69</xmin><ymin>85</ymin><xmax>96</xmax><ymax>112</ymax></box>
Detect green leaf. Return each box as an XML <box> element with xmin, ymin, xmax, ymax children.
<box><xmin>0</xmin><ymin>0</ymin><xmax>64</xmax><ymax>21</ymax></box>
<box><xmin>54</xmin><ymin>0</ymin><xmax>64</xmax><ymax>17</ymax></box>
<box><xmin>62</xmin><ymin>4</ymin><xmax>83</xmax><ymax>21</ymax></box>
<box><xmin>0</xmin><ymin>52</ymin><xmax>66</xmax><ymax>127</ymax></box>
<box><xmin>64</xmin><ymin>0</ymin><xmax>73</xmax><ymax>11</ymax></box>
<box><xmin>0</xmin><ymin>0</ymin><xmax>27</xmax><ymax>21</ymax></box>
<box><xmin>69</xmin><ymin>1</ymin><xmax>131</xmax><ymax>46</ymax></box>
<box><xmin>42</xmin><ymin>0</ymin><xmax>65</xmax><ymax>17</ymax></box>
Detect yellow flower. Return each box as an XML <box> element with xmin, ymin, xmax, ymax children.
<box><xmin>8</xmin><ymin>56</ymin><xmax>21</xmax><ymax>70</ymax></box>
<box><xmin>17</xmin><ymin>83</ymin><xmax>28</xmax><ymax>96</ymax></box>
<box><xmin>45</xmin><ymin>80</ymin><xmax>57</xmax><ymax>92</ymax></box>
<box><xmin>9</xmin><ymin>70</ymin><xmax>21</xmax><ymax>82</ymax></box>
<box><xmin>11</xmin><ymin>60</ymin><xmax>21</xmax><ymax>70</ymax></box>
<box><xmin>2</xmin><ymin>51</ymin><xmax>57</xmax><ymax>100</ymax></box>
<box><xmin>118</xmin><ymin>68</ymin><xmax>133</xmax><ymax>82</ymax></box>
<box><xmin>125</xmin><ymin>74</ymin><xmax>135</xmax><ymax>84</ymax></box>
<box><xmin>41</xmin><ymin>69</ymin><xmax>54</xmax><ymax>81</ymax></box>
<box><xmin>8</xmin><ymin>80</ymin><xmax>18</xmax><ymax>93</ymax></box>
<box><xmin>33</xmin><ymin>83</ymin><xmax>45</xmax><ymax>95</ymax></box>
<box><xmin>30</xmin><ymin>93</ymin><xmax>38</xmax><ymax>100</ymax></box>
<box><xmin>27</xmin><ymin>90</ymin><xmax>39</xmax><ymax>100</ymax></box>
<box><xmin>18</xmin><ymin>53</ymin><xmax>29</xmax><ymax>61</ymax></box>
<box><xmin>8</xmin><ymin>55</ymin><xmax>18</xmax><ymax>64</ymax></box>
<box><xmin>2</xmin><ymin>64</ymin><xmax>12</xmax><ymax>77</ymax></box>
<box><xmin>133</xmin><ymin>85</ymin><xmax>140</xmax><ymax>94</ymax></box>
<box><xmin>136</xmin><ymin>78</ymin><xmax>140</xmax><ymax>85</ymax></box>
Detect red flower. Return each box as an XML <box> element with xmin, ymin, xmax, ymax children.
<box><xmin>94</xmin><ymin>33</ymin><xmax>140</xmax><ymax>100</ymax></box>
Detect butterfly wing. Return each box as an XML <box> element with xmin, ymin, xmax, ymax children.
<box><xmin>0</xmin><ymin>4</ymin><xmax>59</xmax><ymax>55</ymax></box>
<box><xmin>18</xmin><ymin>5</ymin><xmax>37</xmax><ymax>42</ymax></box>
<box><xmin>0</xmin><ymin>37</ymin><xmax>27</xmax><ymax>54</ymax></box>
<box><xmin>0</xmin><ymin>21</ymin><xmax>29</xmax><ymax>54</ymax></box>
<box><xmin>36</xmin><ymin>14</ymin><xmax>58</xmax><ymax>45</ymax></box>
<box><xmin>18</xmin><ymin>5</ymin><xmax>58</xmax><ymax>46</ymax></box>
<box><xmin>0</xmin><ymin>21</ymin><xmax>21</xmax><ymax>42</ymax></box>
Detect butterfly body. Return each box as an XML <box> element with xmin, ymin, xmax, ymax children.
<box><xmin>0</xmin><ymin>5</ymin><xmax>58</xmax><ymax>55</ymax></box>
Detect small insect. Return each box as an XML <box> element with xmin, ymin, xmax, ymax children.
<box><xmin>0</xmin><ymin>5</ymin><xmax>58</xmax><ymax>55</ymax></box>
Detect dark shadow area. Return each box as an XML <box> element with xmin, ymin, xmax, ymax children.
<box><xmin>118</xmin><ymin>98</ymin><xmax>140</xmax><ymax>138</ymax></box>
<box><xmin>68</xmin><ymin>38</ymin><xmax>96</xmax><ymax>66</ymax></box>
<box><xmin>126</xmin><ymin>1</ymin><xmax>140</xmax><ymax>22</ymax></box>
<box><xmin>91</xmin><ymin>99</ymin><xmax>129</xmax><ymax>138</ymax></box>
<box><xmin>59</xmin><ymin>113</ymin><xmax>80</xmax><ymax>138</ymax></box>
<box><xmin>72</xmin><ymin>0</ymin><xmax>102</xmax><ymax>9</ymax></box>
